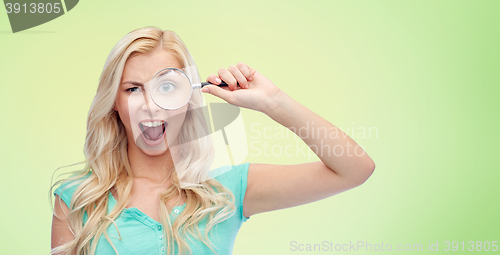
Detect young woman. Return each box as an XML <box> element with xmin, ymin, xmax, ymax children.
<box><xmin>51</xmin><ymin>27</ymin><xmax>375</xmax><ymax>255</ymax></box>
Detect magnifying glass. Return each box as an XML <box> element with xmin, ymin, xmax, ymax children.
<box><xmin>148</xmin><ymin>67</ymin><xmax>230</xmax><ymax>110</ymax></box>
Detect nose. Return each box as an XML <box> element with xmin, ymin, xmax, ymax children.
<box><xmin>140</xmin><ymin>88</ymin><xmax>162</xmax><ymax>114</ymax></box>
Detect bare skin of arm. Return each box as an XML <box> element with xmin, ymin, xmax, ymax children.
<box><xmin>51</xmin><ymin>195</ymin><xmax>76</xmax><ymax>255</ymax></box>
<box><xmin>204</xmin><ymin>62</ymin><xmax>375</xmax><ymax>218</ymax></box>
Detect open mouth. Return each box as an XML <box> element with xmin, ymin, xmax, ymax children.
<box><xmin>139</xmin><ymin>120</ymin><xmax>166</xmax><ymax>141</ymax></box>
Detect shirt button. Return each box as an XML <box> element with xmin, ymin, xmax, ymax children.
<box><xmin>158</xmin><ymin>225</ymin><xmax>162</xmax><ymax>230</ymax></box>
<box><xmin>174</xmin><ymin>209</ymin><xmax>179</xmax><ymax>214</ymax></box>
<box><xmin>159</xmin><ymin>235</ymin><xmax>163</xmax><ymax>239</ymax></box>
<box><xmin>161</xmin><ymin>246</ymin><xmax>166</xmax><ymax>251</ymax></box>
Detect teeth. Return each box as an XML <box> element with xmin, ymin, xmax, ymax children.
<box><xmin>141</xmin><ymin>121</ymin><xmax>164</xmax><ymax>127</ymax></box>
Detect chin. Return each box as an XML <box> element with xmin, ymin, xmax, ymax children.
<box><xmin>140</xmin><ymin>147</ymin><xmax>170</xmax><ymax>157</ymax></box>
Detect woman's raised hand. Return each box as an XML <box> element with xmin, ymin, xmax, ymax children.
<box><xmin>203</xmin><ymin>62</ymin><xmax>283</xmax><ymax>113</ymax></box>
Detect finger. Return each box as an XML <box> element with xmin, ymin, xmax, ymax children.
<box><xmin>206</xmin><ymin>74</ymin><xmax>222</xmax><ymax>85</ymax></box>
<box><xmin>236</xmin><ymin>62</ymin><xmax>254</xmax><ymax>81</ymax></box>
<box><xmin>228</xmin><ymin>65</ymin><xmax>248</xmax><ymax>89</ymax></box>
<box><xmin>206</xmin><ymin>74</ymin><xmax>216</xmax><ymax>82</ymax></box>
<box><xmin>201</xmin><ymin>85</ymin><xmax>235</xmax><ymax>104</ymax></box>
<box><xmin>218</xmin><ymin>68</ymin><xmax>238</xmax><ymax>90</ymax></box>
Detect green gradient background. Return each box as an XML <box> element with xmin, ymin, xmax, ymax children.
<box><xmin>1</xmin><ymin>0</ymin><xmax>499</xmax><ymax>254</ymax></box>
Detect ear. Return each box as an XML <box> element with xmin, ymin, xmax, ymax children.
<box><xmin>113</xmin><ymin>104</ymin><xmax>117</xmax><ymax>111</ymax></box>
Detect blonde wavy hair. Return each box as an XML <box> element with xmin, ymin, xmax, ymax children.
<box><xmin>50</xmin><ymin>27</ymin><xmax>236</xmax><ymax>255</ymax></box>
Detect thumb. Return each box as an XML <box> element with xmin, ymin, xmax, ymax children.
<box><xmin>202</xmin><ymin>85</ymin><xmax>235</xmax><ymax>103</ymax></box>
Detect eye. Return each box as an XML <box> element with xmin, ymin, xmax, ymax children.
<box><xmin>158</xmin><ymin>82</ymin><xmax>176</xmax><ymax>93</ymax></box>
<box><xmin>126</xmin><ymin>87</ymin><xmax>142</xmax><ymax>93</ymax></box>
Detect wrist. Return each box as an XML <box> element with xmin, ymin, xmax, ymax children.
<box><xmin>262</xmin><ymin>89</ymin><xmax>290</xmax><ymax>117</ymax></box>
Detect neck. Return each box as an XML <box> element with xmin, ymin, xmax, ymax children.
<box><xmin>127</xmin><ymin>143</ymin><xmax>175</xmax><ymax>184</ymax></box>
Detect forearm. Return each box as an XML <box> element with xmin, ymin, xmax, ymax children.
<box><xmin>263</xmin><ymin>90</ymin><xmax>375</xmax><ymax>181</ymax></box>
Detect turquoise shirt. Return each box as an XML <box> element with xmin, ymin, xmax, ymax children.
<box><xmin>54</xmin><ymin>163</ymin><xmax>251</xmax><ymax>255</ymax></box>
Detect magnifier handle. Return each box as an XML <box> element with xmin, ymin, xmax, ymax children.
<box><xmin>200</xmin><ymin>81</ymin><xmax>229</xmax><ymax>87</ymax></box>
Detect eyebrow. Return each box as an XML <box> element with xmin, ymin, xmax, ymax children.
<box><xmin>122</xmin><ymin>81</ymin><xmax>144</xmax><ymax>86</ymax></box>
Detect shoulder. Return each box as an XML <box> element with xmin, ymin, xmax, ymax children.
<box><xmin>210</xmin><ymin>162</ymin><xmax>251</xmax><ymax>221</ymax></box>
<box><xmin>53</xmin><ymin>172</ymin><xmax>92</xmax><ymax>208</ymax></box>
<box><xmin>210</xmin><ymin>162</ymin><xmax>250</xmax><ymax>192</ymax></box>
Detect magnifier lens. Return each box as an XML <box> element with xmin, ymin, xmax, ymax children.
<box><xmin>150</xmin><ymin>68</ymin><xmax>192</xmax><ymax>110</ymax></box>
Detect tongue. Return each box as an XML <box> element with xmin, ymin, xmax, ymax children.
<box><xmin>144</xmin><ymin>125</ymin><xmax>163</xmax><ymax>140</ymax></box>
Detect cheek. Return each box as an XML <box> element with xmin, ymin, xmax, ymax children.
<box><xmin>115</xmin><ymin>95</ymin><xmax>132</xmax><ymax>127</ymax></box>
<box><xmin>167</xmin><ymin>106</ymin><xmax>189</xmax><ymax>134</ymax></box>
<box><xmin>125</xmin><ymin>97</ymin><xmax>143</xmax><ymax>116</ymax></box>
<box><xmin>173</xmin><ymin>106</ymin><xmax>189</xmax><ymax>124</ymax></box>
